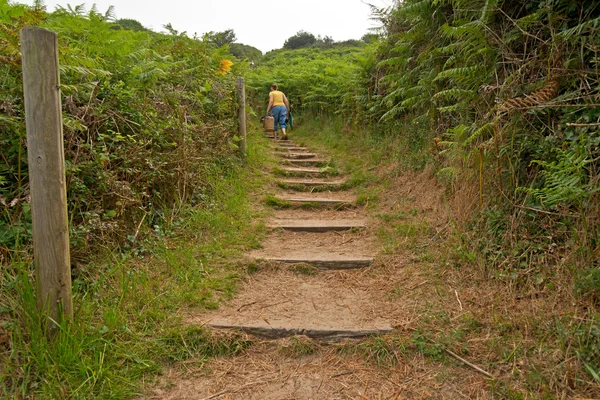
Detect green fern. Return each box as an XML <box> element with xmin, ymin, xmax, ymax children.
<box><xmin>522</xmin><ymin>149</ymin><xmax>598</xmax><ymax>208</ymax></box>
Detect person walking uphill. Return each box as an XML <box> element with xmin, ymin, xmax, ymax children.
<box><xmin>266</xmin><ymin>84</ymin><xmax>290</xmax><ymax>140</ymax></box>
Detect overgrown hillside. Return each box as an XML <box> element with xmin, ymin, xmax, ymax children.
<box><xmin>247</xmin><ymin>0</ymin><xmax>600</xmax><ymax>393</ymax></box>
<box><xmin>1</xmin><ymin>2</ymin><xmax>243</xmax><ymax>259</ymax></box>
<box><xmin>247</xmin><ymin>43</ymin><xmax>370</xmax><ymax>113</ymax></box>
<box><xmin>1</xmin><ymin>2</ymin><xmax>262</xmax><ymax>398</ymax></box>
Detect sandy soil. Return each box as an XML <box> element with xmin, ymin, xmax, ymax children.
<box><xmin>193</xmin><ymin>269</ymin><xmax>392</xmax><ymax>334</ymax></box>
<box><xmin>148</xmin><ymin>341</ymin><xmax>492</xmax><ymax>400</ymax></box>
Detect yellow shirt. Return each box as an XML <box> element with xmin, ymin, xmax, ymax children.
<box><xmin>271</xmin><ymin>90</ymin><xmax>285</xmax><ymax>107</ymax></box>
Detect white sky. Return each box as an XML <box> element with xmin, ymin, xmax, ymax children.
<box><xmin>17</xmin><ymin>0</ymin><xmax>393</xmax><ymax>53</ymax></box>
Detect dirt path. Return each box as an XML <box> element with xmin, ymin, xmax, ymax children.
<box><xmin>148</xmin><ymin>134</ymin><xmax>496</xmax><ymax>399</ymax></box>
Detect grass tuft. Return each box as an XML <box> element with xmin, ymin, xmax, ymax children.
<box><xmin>279</xmin><ymin>336</ymin><xmax>318</xmax><ymax>358</ymax></box>
<box><xmin>288</xmin><ymin>263</ymin><xmax>319</xmax><ymax>276</ymax></box>
<box><xmin>264</xmin><ymin>195</ymin><xmax>292</xmax><ymax>209</ymax></box>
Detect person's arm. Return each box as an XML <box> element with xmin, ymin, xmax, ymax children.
<box><xmin>266</xmin><ymin>93</ymin><xmax>274</xmax><ymax>114</ymax></box>
<box><xmin>283</xmin><ymin>94</ymin><xmax>290</xmax><ymax>111</ymax></box>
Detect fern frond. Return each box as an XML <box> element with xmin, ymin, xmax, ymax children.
<box><xmin>134</xmin><ymin>68</ymin><xmax>167</xmax><ymax>82</ymax></box>
<box><xmin>379</xmin><ymin>105</ymin><xmax>405</xmax><ymax>121</ymax></box>
<box><xmin>0</xmin><ymin>114</ymin><xmax>20</xmax><ymax>128</ymax></box>
<box><xmin>400</xmin><ymin>0</ymin><xmax>432</xmax><ymax>17</ymax></box>
<box><xmin>60</xmin><ymin>64</ymin><xmax>112</xmax><ymax>78</ymax></box>
<box><xmin>437</xmin><ymin>103</ymin><xmax>463</xmax><ymax>113</ymax></box>
<box><xmin>434</xmin><ymin>66</ymin><xmax>486</xmax><ymax>82</ymax></box>
<box><xmin>521</xmin><ymin>149</ymin><xmax>598</xmax><ymax>208</ymax></box>
<box><xmin>432</xmin><ymin>88</ymin><xmax>474</xmax><ymax>102</ymax></box>
<box><xmin>464</xmin><ymin>121</ymin><xmax>494</xmax><ymax>145</ymax></box>
<box><xmin>559</xmin><ymin>15</ymin><xmax>600</xmax><ymax>40</ymax></box>
<box><xmin>400</xmin><ymin>91</ymin><xmax>429</xmax><ymax>109</ymax></box>
<box><xmin>104</xmin><ymin>5</ymin><xmax>116</xmax><ymax>21</ymax></box>
<box><xmin>498</xmin><ymin>80</ymin><xmax>559</xmax><ymax>112</ymax></box>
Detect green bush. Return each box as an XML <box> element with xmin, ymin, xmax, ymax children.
<box><xmin>0</xmin><ymin>2</ymin><xmax>243</xmax><ymax>261</ymax></box>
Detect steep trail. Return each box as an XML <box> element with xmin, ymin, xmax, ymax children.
<box><xmin>149</xmin><ymin>130</ymin><xmax>496</xmax><ymax>399</ymax></box>
<box><xmin>199</xmin><ymin>135</ymin><xmax>390</xmax><ymax>340</ymax></box>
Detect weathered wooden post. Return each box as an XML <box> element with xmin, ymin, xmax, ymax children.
<box><xmin>237</xmin><ymin>77</ymin><xmax>247</xmax><ymax>158</ymax></box>
<box><xmin>20</xmin><ymin>27</ymin><xmax>73</xmax><ymax>326</ymax></box>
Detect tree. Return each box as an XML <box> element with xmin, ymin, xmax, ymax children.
<box><xmin>115</xmin><ymin>18</ymin><xmax>148</xmax><ymax>32</ymax></box>
<box><xmin>361</xmin><ymin>33</ymin><xmax>378</xmax><ymax>43</ymax></box>
<box><xmin>283</xmin><ymin>31</ymin><xmax>316</xmax><ymax>49</ymax></box>
<box><xmin>229</xmin><ymin>43</ymin><xmax>262</xmax><ymax>61</ymax></box>
<box><xmin>205</xmin><ymin>29</ymin><xmax>237</xmax><ymax>47</ymax></box>
<box><xmin>314</xmin><ymin>35</ymin><xmax>335</xmax><ymax>48</ymax></box>
<box><xmin>335</xmin><ymin>39</ymin><xmax>364</xmax><ymax>47</ymax></box>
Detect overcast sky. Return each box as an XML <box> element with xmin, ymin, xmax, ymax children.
<box><xmin>17</xmin><ymin>0</ymin><xmax>393</xmax><ymax>53</ymax></box>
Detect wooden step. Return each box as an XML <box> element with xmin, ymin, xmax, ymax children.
<box><xmin>277</xmin><ymin>141</ymin><xmax>299</xmax><ymax>147</ymax></box>
<box><xmin>276</xmin><ymin>167</ymin><xmax>327</xmax><ymax>177</ymax></box>
<box><xmin>269</xmin><ymin>219</ymin><xmax>366</xmax><ymax>232</ymax></box>
<box><xmin>280</xmin><ymin>153</ymin><xmax>317</xmax><ymax>160</ymax></box>
<box><xmin>275</xmin><ymin>196</ymin><xmax>353</xmax><ymax>207</ymax></box>
<box><xmin>278</xmin><ymin>179</ymin><xmax>346</xmax><ymax>188</ymax></box>
<box><xmin>275</xmin><ymin>147</ymin><xmax>309</xmax><ymax>152</ymax></box>
<box><xmin>207</xmin><ymin>324</ymin><xmax>392</xmax><ymax>341</ymax></box>
<box><xmin>265</xmin><ymin>256</ymin><xmax>374</xmax><ymax>270</ymax></box>
<box><xmin>286</xmin><ymin>159</ymin><xmax>328</xmax><ymax>167</ymax></box>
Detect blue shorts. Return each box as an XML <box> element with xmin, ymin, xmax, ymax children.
<box><xmin>272</xmin><ymin>106</ymin><xmax>287</xmax><ymax>131</ymax></box>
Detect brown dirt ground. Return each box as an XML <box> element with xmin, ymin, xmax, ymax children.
<box><xmin>148</xmin><ymin>340</ymin><xmax>493</xmax><ymax>400</ymax></box>
<box><xmin>248</xmin><ymin>229</ymin><xmax>374</xmax><ymax>261</ymax></box>
<box><xmin>192</xmin><ymin>268</ymin><xmax>393</xmax><ymax>333</ymax></box>
<box><xmin>146</xmin><ymin>139</ymin><xmax>600</xmax><ymax>399</ymax></box>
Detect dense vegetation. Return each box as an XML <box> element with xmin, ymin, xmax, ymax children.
<box><xmin>367</xmin><ymin>0</ymin><xmax>600</xmax><ymax>304</ymax></box>
<box><xmin>247</xmin><ymin>0</ymin><xmax>600</xmax><ymax>394</ymax></box>
<box><xmin>1</xmin><ymin>2</ymin><xmax>243</xmax><ymax>260</ymax></box>
<box><xmin>247</xmin><ymin>44</ymin><xmax>368</xmax><ymax>112</ymax></box>
<box><xmin>204</xmin><ymin>29</ymin><xmax>262</xmax><ymax>62</ymax></box>
<box><xmin>0</xmin><ymin>2</ymin><xmax>263</xmax><ymax>398</ymax></box>
<box><xmin>1</xmin><ymin>0</ymin><xmax>599</xmax><ymax>397</ymax></box>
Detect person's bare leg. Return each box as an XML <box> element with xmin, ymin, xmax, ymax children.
<box><xmin>282</xmin><ymin>128</ymin><xmax>287</xmax><ymax>140</ymax></box>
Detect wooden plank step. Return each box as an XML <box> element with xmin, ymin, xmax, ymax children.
<box><xmin>278</xmin><ymin>179</ymin><xmax>345</xmax><ymax>187</ymax></box>
<box><xmin>265</xmin><ymin>256</ymin><xmax>374</xmax><ymax>270</ymax></box>
<box><xmin>275</xmin><ymin>147</ymin><xmax>309</xmax><ymax>152</ymax></box>
<box><xmin>281</xmin><ymin>153</ymin><xmax>317</xmax><ymax>160</ymax></box>
<box><xmin>277</xmin><ymin>167</ymin><xmax>327</xmax><ymax>176</ymax></box>
<box><xmin>207</xmin><ymin>324</ymin><xmax>392</xmax><ymax>341</ymax></box>
<box><xmin>276</xmin><ymin>196</ymin><xmax>353</xmax><ymax>207</ymax></box>
<box><xmin>277</xmin><ymin>141</ymin><xmax>299</xmax><ymax>147</ymax></box>
<box><xmin>286</xmin><ymin>159</ymin><xmax>328</xmax><ymax>167</ymax></box>
<box><xmin>269</xmin><ymin>219</ymin><xmax>367</xmax><ymax>232</ymax></box>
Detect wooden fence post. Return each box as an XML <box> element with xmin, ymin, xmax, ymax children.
<box><xmin>237</xmin><ymin>77</ymin><xmax>247</xmax><ymax>158</ymax></box>
<box><xmin>20</xmin><ymin>27</ymin><xmax>73</xmax><ymax>326</ymax></box>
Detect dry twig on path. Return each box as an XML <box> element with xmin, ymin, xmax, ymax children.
<box><xmin>445</xmin><ymin>349</ymin><xmax>494</xmax><ymax>379</ymax></box>
<box><xmin>198</xmin><ymin>379</ymin><xmax>272</xmax><ymax>400</ymax></box>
